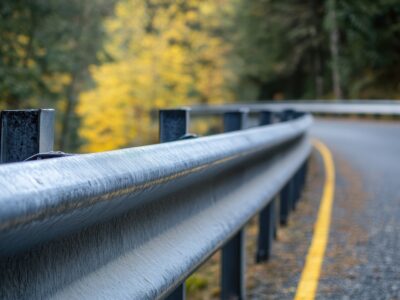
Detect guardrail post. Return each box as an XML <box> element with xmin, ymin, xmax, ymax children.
<box><xmin>279</xmin><ymin>110</ymin><xmax>295</xmax><ymax>225</ymax></box>
<box><xmin>221</xmin><ymin>109</ymin><xmax>248</xmax><ymax>300</ymax></box>
<box><xmin>223</xmin><ymin>109</ymin><xmax>248</xmax><ymax>132</ymax></box>
<box><xmin>280</xmin><ymin>181</ymin><xmax>292</xmax><ymax>226</ymax></box>
<box><xmin>0</xmin><ymin>109</ymin><xmax>55</xmax><ymax>163</ymax></box>
<box><xmin>292</xmin><ymin>169</ymin><xmax>301</xmax><ymax>209</ymax></box>
<box><xmin>256</xmin><ymin>110</ymin><xmax>274</xmax><ymax>263</ymax></box>
<box><xmin>298</xmin><ymin>162</ymin><xmax>306</xmax><ymax>197</ymax></box>
<box><xmin>296</xmin><ymin>156</ymin><xmax>308</xmax><ymax>204</ymax></box>
<box><xmin>292</xmin><ymin>112</ymin><xmax>307</xmax><ymax>209</ymax></box>
<box><xmin>166</xmin><ymin>285</ymin><xmax>186</xmax><ymax>300</ymax></box>
<box><xmin>302</xmin><ymin>158</ymin><xmax>309</xmax><ymax>188</ymax></box>
<box><xmin>159</xmin><ymin>108</ymin><xmax>190</xmax><ymax>143</ymax></box>
<box><xmin>159</xmin><ymin>108</ymin><xmax>189</xmax><ymax>300</ymax></box>
<box><xmin>298</xmin><ymin>157</ymin><xmax>309</xmax><ymax>195</ymax></box>
<box><xmin>273</xmin><ymin>195</ymin><xmax>280</xmax><ymax>239</ymax></box>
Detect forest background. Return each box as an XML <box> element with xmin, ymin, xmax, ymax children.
<box><xmin>1</xmin><ymin>0</ymin><xmax>399</xmax><ymax>152</ymax></box>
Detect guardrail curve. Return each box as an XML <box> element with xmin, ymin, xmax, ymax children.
<box><xmin>0</xmin><ymin>106</ymin><xmax>313</xmax><ymax>300</ymax></box>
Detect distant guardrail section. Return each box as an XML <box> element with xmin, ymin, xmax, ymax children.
<box><xmin>189</xmin><ymin>100</ymin><xmax>400</xmax><ymax>116</ymax></box>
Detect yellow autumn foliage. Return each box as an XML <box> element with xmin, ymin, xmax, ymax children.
<box><xmin>77</xmin><ymin>0</ymin><xmax>237</xmax><ymax>152</ymax></box>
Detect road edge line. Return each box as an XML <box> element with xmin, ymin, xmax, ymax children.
<box><xmin>294</xmin><ymin>139</ymin><xmax>335</xmax><ymax>300</ymax></box>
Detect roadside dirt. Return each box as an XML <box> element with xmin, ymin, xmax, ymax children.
<box><xmin>317</xmin><ymin>154</ymin><xmax>369</xmax><ymax>298</ymax></box>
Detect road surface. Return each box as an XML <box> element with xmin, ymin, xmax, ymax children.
<box><xmin>246</xmin><ymin>118</ymin><xmax>400</xmax><ymax>300</ymax></box>
<box><xmin>310</xmin><ymin>119</ymin><xmax>400</xmax><ymax>299</ymax></box>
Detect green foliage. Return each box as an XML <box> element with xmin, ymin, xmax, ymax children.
<box><xmin>337</xmin><ymin>0</ymin><xmax>400</xmax><ymax>98</ymax></box>
<box><xmin>186</xmin><ymin>274</ymin><xmax>208</xmax><ymax>293</ymax></box>
<box><xmin>232</xmin><ymin>0</ymin><xmax>328</xmax><ymax>100</ymax></box>
<box><xmin>77</xmin><ymin>0</ymin><xmax>237</xmax><ymax>152</ymax></box>
<box><xmin>0</xmin><ymin>0</ymin><xmax>399</xmax><ymax>151</ymax></box>
<box><xmin>0</xmin><ymin>0</ymin><xmax>115</xmax><ymax>149</ymax></box>
<box><xmin>232</xmin><ymin>0</ymin><xmax>400</xmax><ymax>99</ymax></box>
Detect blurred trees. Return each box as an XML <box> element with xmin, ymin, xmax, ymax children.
<box><xmin>337</xmin><ymin>0</ymin><xmax>400</xmax><ymax>98</ymax></box>
<box><xmin>233</xmin><ymin>0</ymin><xmax>400</xmax><ymax>100</ymax></box>
<box><xmin>77</xmin><ymin>0</ymin><xmax>236</xmax><ymax>152</ymax></box>
<box><xmin>232</xmin><ymin>0</ymin><xmax>328</xmax><ymax>100</ymax></box>
<box><xmin>1</xmin><ymin>0</ymin><xmax>399</xmax><ymax>152</ymax></box>
<box><xmin>0</xmin><ymin>0</ymin><xmax>115</xmax><ymax>150</ymax></box>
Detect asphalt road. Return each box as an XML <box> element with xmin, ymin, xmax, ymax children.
<box><xmin>187</xmin><ymin>118</ymin><xmax>400</xmax><ymax>299</ymax></box>
<box><xmin>311</xmin><ymin>119</ymin><xmax>400</xmax><ymax>299</ymax></box>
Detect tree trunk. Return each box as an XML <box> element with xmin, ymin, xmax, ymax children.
<box><xmin>311</xmin><ymin>0</ymin><xmax>324</xmax><ymax>99</ymax></box>
<box><xmin>329</xmin><ymin>0</ymin><xmax>343</xmax><ymax>99</ymax></box>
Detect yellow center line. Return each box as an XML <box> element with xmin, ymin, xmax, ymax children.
<box><xmin>294</xmin><ymin>139</ymin><xmax>335</xmax><ymax>300</ymax></box>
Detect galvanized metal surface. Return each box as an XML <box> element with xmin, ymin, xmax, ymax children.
<box><xmin>0</xmin><ymin>115</ymin><xmax>311</xmax><ymax>299</ymax></box>
<box><xmin>189</xmin><ymin>101</ymin><xmax>400</xmax><ymax>116</ymax></box>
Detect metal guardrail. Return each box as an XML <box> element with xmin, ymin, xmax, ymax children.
<box><xmin>1</xmin><ymin>100</ymin><xmax>398</xmax><ymax>299</ymax></box>
<box><xmin>189</xmin><ymin>100</ymin><xmax>400</xmax><ymax>116</ymax></box>
<box><xmin>0</xmin><ymin>107</ymin><xmax>312</xmax><ymax>299</ymax></box>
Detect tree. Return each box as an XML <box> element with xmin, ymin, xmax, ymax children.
<box><xmin>337</xmin><ymin>0</ymin><xmax>400</xmax><ymax>98</ymax></box>
<box><xmin>327</xmin><ymin>0</ymin><xmax>343</xmax><ymax>99</ymax></box>
<box><xmin>232</xmin><ymin>0</ymin><xmax>328</xmax><ymax>100</ymax></box>
<box><xmin>0</xmin><ymin>0</ymin><xmax>115</xmax><ymax>150</ymax></box>
<box><xmin>232</xmin><ymin>0</ymin><xmax>400</xmax><ymax>100</ymax></box>
<box><xmin>77</xmin><ymin>0</ymin><xmax>237</xmax><ymax>152</ymax></box>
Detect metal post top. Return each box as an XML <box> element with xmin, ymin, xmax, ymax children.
<box><xmin>223</xmin><ymin>107</ymin><xmax>250</xmax><ymax>115</ymax></box>
<box><xmin>159</xmin><ymin>108</ymin><xmax>191</xmax><ymax>143</ymax></box>
<box><xmin>0</xmin><ymin>108</ymin><xmax>55</xmax><ymax>163</ymax></box>
<box><xmin>159</xmin><ymin>107</ymin><xmax>191</xmax><ymax>112</ymax></box>
<box><xmin>1</xmin><ymin>108</ymin><xmax>55</xmax><ymax>113</ymax></box>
